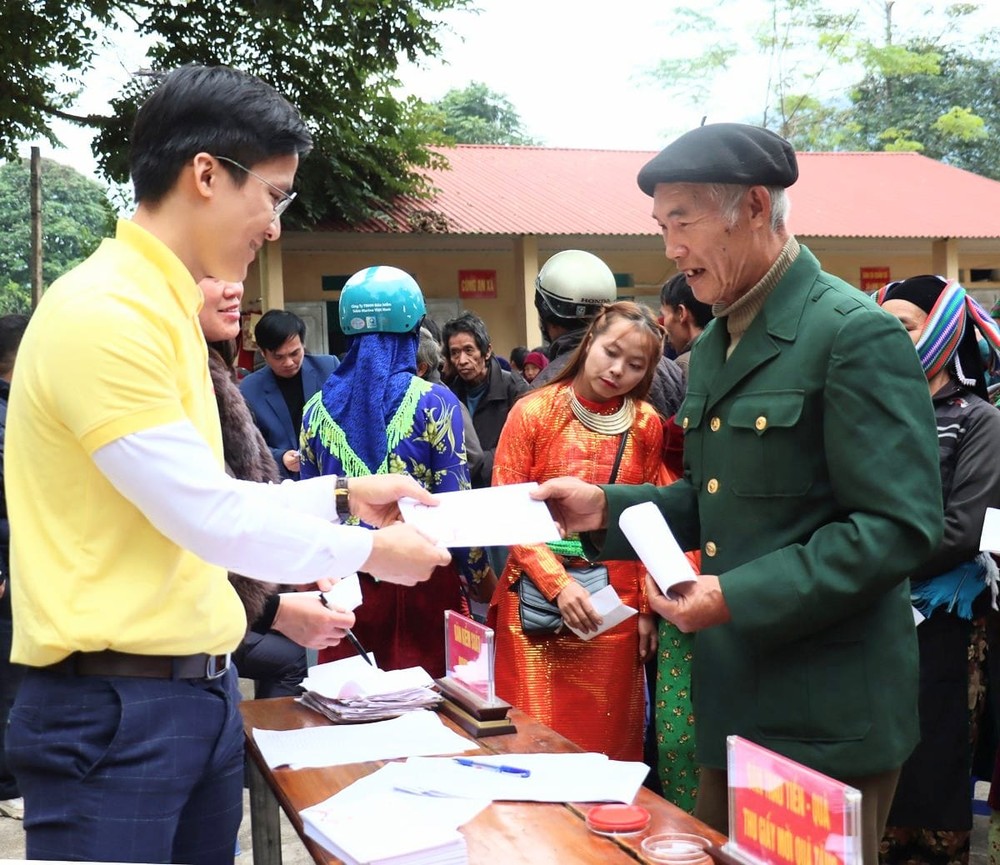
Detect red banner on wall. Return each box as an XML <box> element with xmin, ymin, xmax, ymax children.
<box><xmin>458</xmin><ymin>269</ymin><xmax>497</xmax><ymax>299</ymax></box>
<box><xmin>860</xmin><ymin>266</ymin><xmax>891</xmax><ymax>292</ymax></box>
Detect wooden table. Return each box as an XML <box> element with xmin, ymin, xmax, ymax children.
<box><xmin>241</xmin><ymin>697</ymin><xmax>733</xmax><ymax>865</ymax></box>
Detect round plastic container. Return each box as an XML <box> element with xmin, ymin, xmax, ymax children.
<box><xmin>584</xmin><ymin>803</ymin><xmax>651</xmax><ymax>836</ymax></box>
<box><xmin>640</xmin><ymin>832</ymin><xmax>713</xmax><ymax>864</ymax></box>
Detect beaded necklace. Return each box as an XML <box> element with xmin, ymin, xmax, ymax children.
<box><xmin>569</xmin><ymin>387</ymin><xmax>635</xmax><ymax>435</ymax></box>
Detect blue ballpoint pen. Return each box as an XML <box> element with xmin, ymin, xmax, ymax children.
<box><xmin>453</xmin><ymin>758</ymin><xmax>531</xmax><ymax>777</ymax></box>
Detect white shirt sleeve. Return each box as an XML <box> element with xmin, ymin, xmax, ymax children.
<box><xmin>91</xmin><ymin>421</ymin><xmax>373</xmax><ymax>584</ymax></box>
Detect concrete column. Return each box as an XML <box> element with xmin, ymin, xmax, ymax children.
<box><xmin>514</xmin><ymin>235</ymin><xmax>541</xmax><ymax>348</ymax></box>
<box><xmin>258</xmin><ymin>241</ymin><xmax>285</xmax><ymax>311</ymax></box>
<box><xmin>931</xmin><ymin>238</ymin><xmax>959</xmax><ymax>282</ymax></box>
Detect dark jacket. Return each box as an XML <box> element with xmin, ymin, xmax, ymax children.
<box><xmin>912</xmin><ymin>380</ymin><xmax>1000</xmax><ymax>581</ymax></box>
<box><xmin>532</xmin><ymin>327</ymin><xmax>687</xmax><ymax>419</ymax></box>
<box><xmin>239</xmin><ymin>353</ymin><xmax>340</xmax><ymax>479</ymax></box>
<box><xmin>592</xmin><ymin>246</ymin><xmax>943</xmax><ymax>778</ymax></box>
<box><xmin>424</xmin><ymin>366</ymin><xmax>483</xmax><ymax>482</ymax></box>
<box><xmin>449</xmin><ymin>357</ymin><xmax>527</xmax><ymax>487</ymax></box>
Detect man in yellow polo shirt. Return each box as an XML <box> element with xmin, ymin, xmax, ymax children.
<box><xmin>5</xmin><ymin>65</ymin><xmax>450</xmax><ymax>864</ymax></box>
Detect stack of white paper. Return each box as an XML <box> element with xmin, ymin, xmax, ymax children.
<box><xmin>302</xmin><ymin>796</ymin><xmax>468</xmax><ymax>865</ymax></box>
<box><xmin>299</xmin><ymin>656</ymin><xmax>442</xmax><ymax>723</ymax></box>
<box><xmin>300</xmin><ymin>762</ymin><xmax>490</xmax><ymax>865</ymax></box>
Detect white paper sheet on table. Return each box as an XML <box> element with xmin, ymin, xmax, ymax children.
<box><xmin>391</xmin><ymin>752</ymin><xmax>649</xmax><ymax>803</ymax></box>
<box><xmin>619</xmin><ymin>501</ymin><xmax>698</xmax><ymax>594</ymax></box>
<box><xmin>398</xmin><ymin>483</ymin><xmax>561</xmax><ymax>547</ymax></box>
<box><xmin>314</xmin><ymin>761</ymin><xmax>491</xmax><ymax>823</ymax></box>
<box><xmin>564</xmin><ymin>585</ymin><xmax>637</xmax><ymax>641</ymax></box>
<box><xmin>252</xmin><ymin>709</ymin><xmax>476</xmax><ymax>769</ymax></box>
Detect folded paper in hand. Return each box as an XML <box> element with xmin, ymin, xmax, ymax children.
<box><xmin>565</xmin><ymin>585</ymin><xmax>637</xmax><ymax>641</ymax></box>
<box><xmin>280</xmin><ymin>573</ymin><xmax>364</xmax><ymax>612</ymax></box>
<box><xmin>619</xmin><ymin>502</ymin><xmax>697</xmax><ymax>594</ymax></box>
<box><xmin>399</xmin><ymin>483</ymin><xmax>561</xmax><ymax>548</ymax></box>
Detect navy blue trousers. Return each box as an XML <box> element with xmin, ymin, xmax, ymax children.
<box><xmin>0</xmin><ymin>604</ymin><xmax>24</xmax><ymax>800</ymax></box>
<box><xmin>7</xmin><ymin>665</ymin><xmax>243</xmax><ymax>864</ymax></box>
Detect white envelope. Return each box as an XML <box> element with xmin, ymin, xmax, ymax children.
<box><xmin>399</xmin><ymin>483</ymin><xmax>561</xmax><ymax>548</ymax></box>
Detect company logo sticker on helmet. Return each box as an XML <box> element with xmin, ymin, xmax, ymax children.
<box><xmin>339</xmin><ymin>264</ymin><xmax>427</xmax><ymax>335</ymax></box>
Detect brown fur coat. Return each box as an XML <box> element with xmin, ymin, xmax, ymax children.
<box><xmin>209</xmin><ymin>348</ymin><xmax>280</xmax><ymax>627</ymax></box>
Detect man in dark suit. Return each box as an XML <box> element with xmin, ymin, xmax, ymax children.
<box><xmin>240</xmin><ymin>309</ymin><xmax>339</xmax><ymax>478</ymax></box>
<box><xmin>534</xmin><ymin>123</ymin><xmax>943</xmax><ymax>860</ymax></box>
<box><xmin>442</xmin><ymin>311</ymin><xmax>527</xmax><ymax>488</ymax></box>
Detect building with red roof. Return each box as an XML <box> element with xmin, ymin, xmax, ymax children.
<box><xmin>250</xmin><ymin>146</ymin><xmax>1000</xmax><ymax>356</ymax></box>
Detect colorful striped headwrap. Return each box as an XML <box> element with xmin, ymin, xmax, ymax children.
<box><xmin>873</xmin><ymin>276</ymin><xmax>1000</xmax><ymax>386</ymax></box>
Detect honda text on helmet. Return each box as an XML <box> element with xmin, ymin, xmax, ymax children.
<box><xmin>534</xmin><ymin>250</ymin><xmax>618</xmax><ymax>328</ymax></box>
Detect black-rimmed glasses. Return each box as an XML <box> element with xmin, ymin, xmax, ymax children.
<box><xmin>213</xmin><ymin>155</ymin><xmax>296</xmax><ymax>222</ymax></box>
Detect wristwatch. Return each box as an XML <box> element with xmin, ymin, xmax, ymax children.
<box><xmin>334</xmin><ymin>477</ymin><xmax>351</xmax><ymax>521</ymax></box>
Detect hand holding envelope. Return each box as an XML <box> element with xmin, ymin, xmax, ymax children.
<box><xmin>398</xmin><ymin>483</ymin><xmax>562</xmax><ymax>548</ymax></box>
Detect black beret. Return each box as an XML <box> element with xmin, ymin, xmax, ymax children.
<box><xmin>637</xmin><ymin>123</ymin><xmax>798</xmax><ymax>196</ymax></box>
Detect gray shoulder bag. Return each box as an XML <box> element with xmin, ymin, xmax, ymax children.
<box><xmin>517</xmin><ymin>432</ymin><xmax>629</xmax><ymax>635</ymax></box>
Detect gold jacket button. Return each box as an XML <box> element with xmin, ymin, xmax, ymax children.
<box><xmin>710</xmin><ymin>417</ymin><xmax>721</xmax><ymax>432</ymax></box>
<box><xmin>682</xmin><ymin>416</ymin><xmax>689</xmax><ymax>430</ymax></box>
<box><xmin>755</xmin><ymin>416</ymin><xmax>767</xmax><ymax>431</ymax></box>
<box><xmin>705</xmin><ymin>541</ymin><xmax>717</xmax><ymax>557</ymax></box>
<box><xmin>707</xmin><ymin>478</ymin><xmax>719</xmax><ymax>494</ymax></box>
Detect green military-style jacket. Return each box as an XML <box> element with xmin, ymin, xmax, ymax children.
<box><xmin>596</xmin><ymin>246</ymin><xmax>943</xmax><ymax>778</ymax></box>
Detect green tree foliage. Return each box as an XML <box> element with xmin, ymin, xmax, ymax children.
<box><xmin>849</xmin><ymin>41</ymin><xmax>1000</xmax><ymax>178</ymax></box>
<box><xmin>647</xmin><ymin>0</ymin><xmax>862</xmax><ymax>142</ymax></box>
<box><xmin>0</xmin><ymin>158</ymin><xmax>116</xmax><ymax>311</ymax></box>
<box><xmin>428</xmin><ymin>82</ymin><xmax>537</xmax><ymax>145</ymax></box>
<box><xmin>648</xmin><ymin>1</ymin><xmax>1000</xmax><ymax>178</ymax></box>
<box><xmin>3</xmin><ymin>1</ymin><xmax>472</xmax><ymax>225</ymax></box>
<box><xmin>0</xmin><ymin>1</ymin><xmax>115</xmax><ymax>158</ymax></box>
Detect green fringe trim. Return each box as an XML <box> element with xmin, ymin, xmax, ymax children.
<box><xmin>304</xmin><ymin>377</ymin><xmax>430</xmax><ymax>477</ymax></box>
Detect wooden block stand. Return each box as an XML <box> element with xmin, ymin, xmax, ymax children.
<box><xmin>435</xmin><ymin>676</ymin><xmax>517</xmax><ymax>738</ymax></box>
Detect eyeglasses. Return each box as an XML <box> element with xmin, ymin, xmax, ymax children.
<box><xmin>213</xmin><ymin>155</ymin><xmax>296</xmax><ymax>223</ymax></box>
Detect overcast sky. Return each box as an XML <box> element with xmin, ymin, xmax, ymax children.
<box><xmin>23</xmin><ymin>0</ymin><xmax>973</xmax><ymax>181</ymax></box>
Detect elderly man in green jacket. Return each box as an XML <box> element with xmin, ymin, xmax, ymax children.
<box><xmin>534</xmin><ymin>123</ymin><xmax>942</xmax><ymax>860</ymax></box>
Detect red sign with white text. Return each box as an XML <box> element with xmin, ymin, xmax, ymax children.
<box><xmin>443</xmin><ymin>610</ymin><xmax>494</xmax><ymax>702</ymax></box>
<box><xmin>725</xmin><ymin>736</ymin><xmax>862</xmax><ymax>865</ymax></box>
<box><xmin>860</xmin><ymin>266</ymin><xmax>891</xmax><ymax>292</ymax></box>
<box><xmin>458</xmin><ymin>269</ymin><xmax>497</xmax><ymax>299</ymax></box>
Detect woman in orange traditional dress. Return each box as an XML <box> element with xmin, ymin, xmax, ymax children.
<box><xmin>489</xmin><ymin>301</ymin><xmax>667</xmax><ymax>761</ymax></box>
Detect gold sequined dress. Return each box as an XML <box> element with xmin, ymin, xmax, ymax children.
<box><xmin>488</xmin><ymin>383</ymin><xmax>665</xmax><ymax>761</ymax></box>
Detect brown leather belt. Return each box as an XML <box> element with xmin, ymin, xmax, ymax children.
<box><xmin>46</xmin><ymin>650</ymin><xmax>231</xmax><ymax>681</ymax></box>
